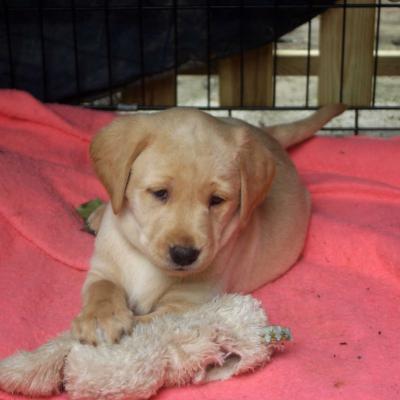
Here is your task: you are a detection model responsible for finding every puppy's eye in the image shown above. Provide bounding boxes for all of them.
[150,189,169,202]
[209,195,225,207]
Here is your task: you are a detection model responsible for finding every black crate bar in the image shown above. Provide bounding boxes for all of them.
[71,0,81,98]
[305,7,312,108]
[173,0,178,106]
[206,0,211,108]
[138,0,145,105]
[4,3,400,11]
[38,0,48,101]
[339,0,347,104]
[239,0,244,107]
[372,0,382,107]
[2,0,14,88]
[355,108,359,135]
[272,0,278,107]
[104,0,113,105]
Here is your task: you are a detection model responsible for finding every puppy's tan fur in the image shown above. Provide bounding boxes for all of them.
[72,105,345,345]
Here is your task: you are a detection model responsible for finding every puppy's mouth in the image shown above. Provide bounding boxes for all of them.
[165,266,196,276]
[174,266,189,272]
[164,259,202,276]
[154,256,207,276]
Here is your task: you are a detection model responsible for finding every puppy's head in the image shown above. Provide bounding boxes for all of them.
[90,109,275,275]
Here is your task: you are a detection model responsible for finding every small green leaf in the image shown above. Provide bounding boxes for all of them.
[76,198,104,234]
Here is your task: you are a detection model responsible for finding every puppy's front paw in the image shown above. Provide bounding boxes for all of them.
[72,303,134,345]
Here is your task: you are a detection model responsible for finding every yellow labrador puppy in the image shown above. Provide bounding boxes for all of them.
[72,105,345,345]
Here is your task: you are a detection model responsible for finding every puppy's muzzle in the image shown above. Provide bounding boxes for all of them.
[169,245,200,267]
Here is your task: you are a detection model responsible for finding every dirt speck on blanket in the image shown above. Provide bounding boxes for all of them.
[0,90,399,400]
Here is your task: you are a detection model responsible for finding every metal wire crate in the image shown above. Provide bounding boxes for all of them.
[1,0,399,134]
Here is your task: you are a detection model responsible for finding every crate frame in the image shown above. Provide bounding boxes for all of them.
[1,1,400,134]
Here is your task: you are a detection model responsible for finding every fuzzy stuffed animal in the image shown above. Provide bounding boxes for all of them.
[0,294,291,400]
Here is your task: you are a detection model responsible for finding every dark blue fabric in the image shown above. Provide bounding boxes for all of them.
[0,0,334,102]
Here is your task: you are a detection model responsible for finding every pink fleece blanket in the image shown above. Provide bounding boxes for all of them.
[0,90,399,400]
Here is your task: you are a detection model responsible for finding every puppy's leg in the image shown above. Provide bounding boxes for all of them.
[134,301,195,324]
[72,280,134,345]
[134,282,216,324]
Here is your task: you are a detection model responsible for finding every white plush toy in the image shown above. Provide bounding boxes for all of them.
[0,294,291,400]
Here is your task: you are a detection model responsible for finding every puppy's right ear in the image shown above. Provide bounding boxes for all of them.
[90,116,151,214]
[234,128,276,228]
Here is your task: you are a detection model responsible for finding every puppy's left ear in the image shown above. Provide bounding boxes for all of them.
[235,129,276,227]
[90,116,151,214]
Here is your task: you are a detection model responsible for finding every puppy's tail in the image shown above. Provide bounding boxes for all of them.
[0,332,73,397]
[263,104,346,149]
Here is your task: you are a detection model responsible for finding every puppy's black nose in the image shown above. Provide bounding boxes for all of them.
[169,245,200,266]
